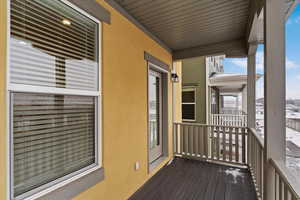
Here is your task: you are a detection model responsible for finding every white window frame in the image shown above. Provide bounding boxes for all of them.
[6,0,103,199]
[182,88,196,122]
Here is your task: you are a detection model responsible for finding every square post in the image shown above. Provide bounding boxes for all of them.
[264,0,286,199]
[247,48,257,128]
[242,88,247,114]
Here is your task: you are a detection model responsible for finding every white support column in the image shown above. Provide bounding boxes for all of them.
[264,0,286,199]
[242,89,247,114]
[235,95,239,110]
[247,50,257,128]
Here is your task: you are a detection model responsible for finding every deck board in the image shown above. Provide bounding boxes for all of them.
[129,158,257,200]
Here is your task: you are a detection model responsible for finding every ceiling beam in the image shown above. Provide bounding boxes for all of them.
[172,39,247,60]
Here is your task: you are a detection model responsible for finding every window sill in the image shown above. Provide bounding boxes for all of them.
[182,120,196,122]
[19,166,104,200]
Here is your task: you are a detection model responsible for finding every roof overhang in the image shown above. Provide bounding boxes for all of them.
[210,73,262,93]
[247,0,298,53]
[105,0,297,60]
[105,0,251,59]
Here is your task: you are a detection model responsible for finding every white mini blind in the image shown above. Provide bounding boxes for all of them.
[9,0,100,198]
[10,0,98,90]
[13,93,96,196]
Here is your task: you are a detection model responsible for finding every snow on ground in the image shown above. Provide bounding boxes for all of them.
[256,114,300,177]
[286,127,300,147]
[286,156,300,178]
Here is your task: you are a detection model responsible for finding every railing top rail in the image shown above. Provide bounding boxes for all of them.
[269,158,300,199]
[211,114,247,116]
[173,122,248,129]
[249,128,264,148]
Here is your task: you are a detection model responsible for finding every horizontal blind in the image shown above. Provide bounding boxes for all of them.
[10,0,98,90]
[182,104,195,120]
[182,90,196,120]
[182,91,195,103]
[13,93,96,197]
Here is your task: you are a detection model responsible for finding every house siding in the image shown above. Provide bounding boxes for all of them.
[0,0,173,199]
[182,57,207,124]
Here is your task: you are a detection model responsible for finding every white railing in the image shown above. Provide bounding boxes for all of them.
[248,128,264,199]
[173,123,300,200]
[211,114,247,127]
[173,122,248,165]
[269,158,300,200]
[286,118,300,132]
[220,108,245,115]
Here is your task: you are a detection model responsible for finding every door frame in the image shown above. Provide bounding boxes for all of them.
[147,61,169,172]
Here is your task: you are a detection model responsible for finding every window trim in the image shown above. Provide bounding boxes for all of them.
[182,88,196,122]
[6,0,103,199]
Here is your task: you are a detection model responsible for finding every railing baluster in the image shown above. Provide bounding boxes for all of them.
[193,125,197,156]
[216,126,220,161]
[180,124,184,154]
[204,126,208,159]
[229,127,233,162]
[223,126,226,161]
[189,125,193,156]
[235,127,239,162]
[243,128,246,164]
[211,125,215,160]
[275,173,278,200]
[279,178,282,200]
[260,147,264,199]
[174,123,178,154]
[199,125,203,158]
[284,185,288,200]
[185,125,189,155]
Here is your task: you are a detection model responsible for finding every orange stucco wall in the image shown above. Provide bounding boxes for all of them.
[0,0,8,199]
[0,0,174,199]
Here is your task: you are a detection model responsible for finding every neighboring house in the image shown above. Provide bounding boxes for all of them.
[181,55,240,122]
[209,73,262,115]
[181,56,224,124]
[181,56,261,126]
[181,57,207,123]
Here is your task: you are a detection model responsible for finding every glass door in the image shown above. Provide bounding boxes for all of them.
[148,69,163,163]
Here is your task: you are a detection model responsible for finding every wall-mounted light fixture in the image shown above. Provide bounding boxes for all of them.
[171,70,179,83]
[62,19,71,26]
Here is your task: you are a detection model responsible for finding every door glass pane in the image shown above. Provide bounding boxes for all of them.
[149,74,160,149]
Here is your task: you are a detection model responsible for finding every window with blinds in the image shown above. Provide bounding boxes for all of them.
[182,89,196,121]
[10,0,98,90]
[9,0,100,198]
[13,93,96,196]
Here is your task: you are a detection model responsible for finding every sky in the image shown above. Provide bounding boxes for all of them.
[223,4,300,99]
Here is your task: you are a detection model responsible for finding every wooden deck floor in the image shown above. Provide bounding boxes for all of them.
[129,157,257,200]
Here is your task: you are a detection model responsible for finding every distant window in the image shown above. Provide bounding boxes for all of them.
[182,89,196,121]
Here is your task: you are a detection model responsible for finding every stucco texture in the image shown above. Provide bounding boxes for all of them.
[0,0,173,199]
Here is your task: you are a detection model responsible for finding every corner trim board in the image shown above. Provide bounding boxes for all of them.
[67,0,111,24]
[104,0,172,53]
[144,52,170,72]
